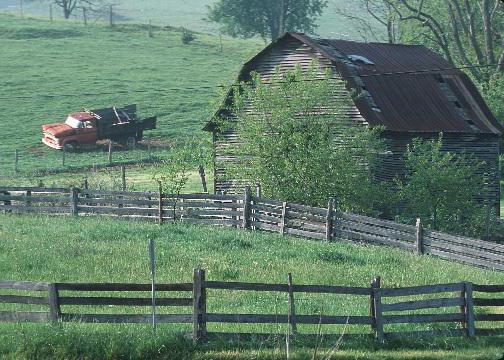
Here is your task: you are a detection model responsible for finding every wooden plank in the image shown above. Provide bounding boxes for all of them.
[475,328,504,336]
[338,229,415,251]
[70,188,79,216]
[286,209,325,223]
[287,203,327,216]
[284,227,327,240]
[174,193,240,201]
[384,329,465,339]
[339,212,416,234]
[473,298,504,306]
[285,219,326,233]
[182,219,241,226]
[0,311,50,323]
[61,313,192,323]
[382,297,464,312]
[293,284,371,295]
[56,283,193,292]
[77,206,158,216]
[380,283,464,297]
[416,218,423,255]
[338,220,416,243]
[475,314,504,321]
[0,295,48,305]
[296,314,372,325]
[473,284,504,293]
[326,199,334,241]
[427,248,504,271]
[0,205,69,213]
[374,288,384,342]
[204,281,288,292]
[254,213,281,223]
[162,201,242,210]
[251,221,280,232]
[0,280,48,291]
[78,198,158,206]
[250,205,282,216]
[424,237,504,264]
[0,187,69,193]
[425,230,504,253]
[58,297,193,306]
[0,195,69,203]
[205,313,288,324]
[382,313,464,324]
[81,189,156,197]
[182,209,242,217]
[252,197,284,207]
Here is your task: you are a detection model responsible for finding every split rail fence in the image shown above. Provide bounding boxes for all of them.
[0,186,503,271]
[1,269,504,342]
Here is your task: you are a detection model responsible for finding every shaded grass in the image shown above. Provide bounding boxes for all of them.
[1,214,504,358]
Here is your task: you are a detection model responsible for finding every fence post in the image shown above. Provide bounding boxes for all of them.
[49,4,53,22]
[121,165,126,191]
[109,5,113,27]
[48,283,61,322]
[158,183,163,225]
[415,218,423,255]
[193,267,207,343]
[108,140,113,164]
[372,277,384,342]
[326,198,335,242]
[242,186,251,229]
[148,19,153,37]
[198,165,207,193]
[464,282,475,338]
[70,187,79,215]
[14,149,19,173]
[255,183,261,198]
[287,273,297,336]
[26,189,31,210]
[369,277,380,334]
[280,202,287,235]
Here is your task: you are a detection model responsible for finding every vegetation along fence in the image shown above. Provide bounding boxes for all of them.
[0,186,503,271]
[1,270,504,342]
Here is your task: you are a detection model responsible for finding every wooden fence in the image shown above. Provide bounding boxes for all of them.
[1,269,504,342]
[1,186,504,271]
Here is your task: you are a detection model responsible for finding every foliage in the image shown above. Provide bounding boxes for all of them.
[152,138,209,196]
[180,27,196,44]
[222,65,386,214]
[207,0,327,40]
[395,135,490,237]
[482,74,504,125]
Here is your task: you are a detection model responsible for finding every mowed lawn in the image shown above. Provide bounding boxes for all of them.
[1,214,504,358]
[0,14,262,176]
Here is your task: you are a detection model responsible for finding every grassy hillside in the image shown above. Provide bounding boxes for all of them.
[0,14,262,177]
[0,0,371,39]
[1,214,504,358]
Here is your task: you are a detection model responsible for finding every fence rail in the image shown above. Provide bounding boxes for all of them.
[1,186,503,271]
[1,271,504,343]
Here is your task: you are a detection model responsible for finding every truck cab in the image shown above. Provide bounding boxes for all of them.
[42,112,98,150]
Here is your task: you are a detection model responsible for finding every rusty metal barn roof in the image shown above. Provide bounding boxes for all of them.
[204,33,503,135]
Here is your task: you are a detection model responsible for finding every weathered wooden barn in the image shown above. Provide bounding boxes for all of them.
[204,32,503,214]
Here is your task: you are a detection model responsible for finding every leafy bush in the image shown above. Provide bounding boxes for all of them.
[394,135,492,237]
[221,64,387,214]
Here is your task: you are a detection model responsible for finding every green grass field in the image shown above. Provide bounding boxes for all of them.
[0,14,262,177]
[0,214,504,358]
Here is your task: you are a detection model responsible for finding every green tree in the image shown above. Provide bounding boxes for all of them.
[221,65,386,214]
[207,0,327,40]
[395,135,489,236]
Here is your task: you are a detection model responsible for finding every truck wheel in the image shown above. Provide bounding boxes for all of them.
[63,141,77,152]
[125,136,136,149]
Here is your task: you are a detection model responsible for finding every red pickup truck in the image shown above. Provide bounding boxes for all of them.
[42,105,156,151]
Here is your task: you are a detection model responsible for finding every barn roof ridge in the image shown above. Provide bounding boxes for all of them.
[204,32,503,135]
